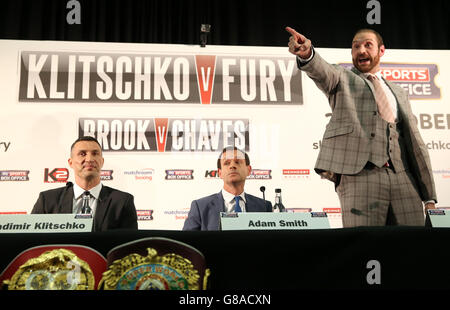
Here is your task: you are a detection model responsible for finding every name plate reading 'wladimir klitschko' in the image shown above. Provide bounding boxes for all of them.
[220,212,330,230]
[0,214,93,233]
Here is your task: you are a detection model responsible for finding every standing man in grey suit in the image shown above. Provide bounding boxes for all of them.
[32,136,138,231]
[183,147,272,231]
[286,27,437,227]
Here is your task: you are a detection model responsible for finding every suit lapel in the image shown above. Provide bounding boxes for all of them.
[209,192,225,230]
[351,67,378,111]
[212,192,226,213]
[94,185,111,231]
[60,186,74,213]
[352,67,376,95]
[244,194,261,212]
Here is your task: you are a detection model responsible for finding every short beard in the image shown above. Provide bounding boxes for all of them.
[353,50,381,73]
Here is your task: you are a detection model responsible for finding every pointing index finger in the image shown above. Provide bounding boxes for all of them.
[285,26,305,44]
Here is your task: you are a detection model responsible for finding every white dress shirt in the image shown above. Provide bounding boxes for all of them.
[72,182,102,215]
[221,188,246,213]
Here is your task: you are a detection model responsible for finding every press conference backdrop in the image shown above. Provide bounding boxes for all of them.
[0,40,449,229]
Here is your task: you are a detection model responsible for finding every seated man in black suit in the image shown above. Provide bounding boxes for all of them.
[32,136,138,232]
[183,146,272,231]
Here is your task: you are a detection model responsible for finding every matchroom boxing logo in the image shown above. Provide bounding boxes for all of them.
[19,51,302,105]
[78,118,249,152]
[340,63,441,99]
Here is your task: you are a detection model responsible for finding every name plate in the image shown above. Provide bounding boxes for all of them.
[426,209,450,227]
[0,214,93,233]
[220,212,330,230]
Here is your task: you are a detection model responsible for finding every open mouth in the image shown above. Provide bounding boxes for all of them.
[358,57,370,65]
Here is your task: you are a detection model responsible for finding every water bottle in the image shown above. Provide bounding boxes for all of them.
[273,188,286,212]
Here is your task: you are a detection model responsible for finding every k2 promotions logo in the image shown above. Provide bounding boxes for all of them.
[19,51,302,105]
[205,170,219,179]
[340,63,440,99]
[44,168,69,183]
[79,118,249,152]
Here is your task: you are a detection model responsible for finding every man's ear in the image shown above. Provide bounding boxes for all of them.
[379,44,385,57]
[68,157,73,169]
[218,168,223,179]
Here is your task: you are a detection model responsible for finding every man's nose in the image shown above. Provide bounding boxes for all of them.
[85,153,94,162]
[357,46,366,54]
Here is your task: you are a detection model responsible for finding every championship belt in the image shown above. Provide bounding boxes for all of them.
[99,237,210,290]
[0,245,107,290]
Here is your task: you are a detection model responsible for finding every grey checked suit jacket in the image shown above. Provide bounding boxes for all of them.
[182,192,272,231]
[299,51,437,202]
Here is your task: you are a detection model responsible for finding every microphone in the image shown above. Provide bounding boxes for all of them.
[260,186,266,201]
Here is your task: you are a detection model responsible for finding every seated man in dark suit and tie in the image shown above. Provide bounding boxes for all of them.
[183,146,272,231]
[32,136,138,232]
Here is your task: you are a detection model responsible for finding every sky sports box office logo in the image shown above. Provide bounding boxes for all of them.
[0,170,30,181]
[78,118,249,152]
[137,210,153,221]
[19,51,302,105]
[340,63,440,99]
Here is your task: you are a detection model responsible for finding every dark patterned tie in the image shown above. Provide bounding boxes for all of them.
[234,196,242,212]
[81,191,92,214]
[367,74,395,123]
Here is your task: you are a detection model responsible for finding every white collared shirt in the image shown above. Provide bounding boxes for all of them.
[221,188,246,213]
[365,71,399,120]
[72,182,102,215]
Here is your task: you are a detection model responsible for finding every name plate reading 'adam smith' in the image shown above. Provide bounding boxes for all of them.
[220,212,330,230]
[0,214,93,233]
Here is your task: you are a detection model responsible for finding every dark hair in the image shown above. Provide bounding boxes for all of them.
[217,146,250,169]
[70,136,102,153]
[353,28,384,48]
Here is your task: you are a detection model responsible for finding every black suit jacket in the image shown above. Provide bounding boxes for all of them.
[183,191,273,231]
[31,183,138,232]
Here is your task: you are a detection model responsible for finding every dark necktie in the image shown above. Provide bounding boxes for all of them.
[367,74,395,123]
[81,191,92,214]
[234,196,242,212]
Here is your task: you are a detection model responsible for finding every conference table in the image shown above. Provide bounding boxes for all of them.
[1,226,449,290]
